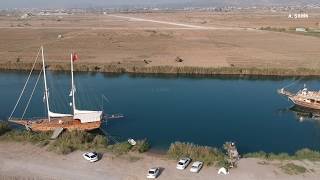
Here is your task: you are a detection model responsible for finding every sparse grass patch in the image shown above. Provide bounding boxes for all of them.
[167,142,226,166]
[127,155,142,162]
[280,163,307,175]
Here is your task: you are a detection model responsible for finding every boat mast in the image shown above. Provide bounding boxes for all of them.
[70,53,76,115]
[41,46,51,122]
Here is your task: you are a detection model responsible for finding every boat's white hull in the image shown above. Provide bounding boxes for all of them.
[289,97,320,110]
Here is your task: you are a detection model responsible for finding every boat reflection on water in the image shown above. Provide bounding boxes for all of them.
[290,105,320,122]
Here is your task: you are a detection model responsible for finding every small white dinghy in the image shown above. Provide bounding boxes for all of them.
[128,138,136,146]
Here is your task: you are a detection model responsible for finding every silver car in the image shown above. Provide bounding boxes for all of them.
[82,152,99,162]
[147,167,160,179]
[176,158,191,170]
[190,161,203,173]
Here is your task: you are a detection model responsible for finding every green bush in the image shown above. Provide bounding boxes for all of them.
[48,131,108,154]
[108,142,132,155]
[244,148,320,161]
[243,151,267,159]
[268,152,291,160]
[0,129,51,145]
[92,135,108,149]
[0,121,11,136]
[0,127,151,156]
[167,142,226,166]
[294,148,320,161]
[131,139,150,153]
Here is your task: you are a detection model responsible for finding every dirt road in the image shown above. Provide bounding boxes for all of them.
[107,14,248,30]
[1,142,320,180]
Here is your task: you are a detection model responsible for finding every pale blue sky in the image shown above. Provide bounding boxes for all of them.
[0,0,317,9]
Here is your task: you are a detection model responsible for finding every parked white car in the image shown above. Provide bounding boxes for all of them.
[176,158,191,170]
[147,167,160,179]
[190,161,203,173]
[82,152,99,162]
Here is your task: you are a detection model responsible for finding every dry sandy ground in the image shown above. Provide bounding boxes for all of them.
[0,10,319,71]
[0,142,320,180]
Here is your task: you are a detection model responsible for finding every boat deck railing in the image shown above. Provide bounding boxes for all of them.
[278,88,295,97]
[8,117,46,121]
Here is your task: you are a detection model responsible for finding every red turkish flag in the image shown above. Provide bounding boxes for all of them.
[72,53,79,62]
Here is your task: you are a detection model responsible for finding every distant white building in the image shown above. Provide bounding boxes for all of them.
[38,11,69,16]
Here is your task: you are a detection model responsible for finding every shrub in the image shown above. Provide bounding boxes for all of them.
[0,121,11,136]
[244,148,320,161]
[108,142,132,155]
[92,135,108,149]
[167,142,226,166]
[243,151,267,159]
[0,129,51,146]
[131,139,150,153]
[48,131,108,154]
[268,152,291,160]
[294,148,320,161]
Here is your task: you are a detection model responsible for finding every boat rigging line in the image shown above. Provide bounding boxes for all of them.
[281,77,302,89]
[8,47,41,120]
[21,68,43,120]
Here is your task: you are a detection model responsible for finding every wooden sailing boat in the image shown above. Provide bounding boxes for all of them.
[9,46,104,132]
[278,85,320,110]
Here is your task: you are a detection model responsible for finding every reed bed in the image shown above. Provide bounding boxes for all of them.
[1,122,320,161]
[244,148,320,161]
[3,61,320,77]
[0,122,150,155]
[167,142,226,166]
[47,131,108,154]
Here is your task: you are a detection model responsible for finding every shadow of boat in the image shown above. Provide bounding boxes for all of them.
[290,105,320,122]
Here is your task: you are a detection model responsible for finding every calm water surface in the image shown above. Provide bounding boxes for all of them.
[1,71,320,154]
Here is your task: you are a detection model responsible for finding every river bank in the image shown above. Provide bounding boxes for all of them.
[3,61,320,77]
[1,124,320,180]
[1,141,320,180]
